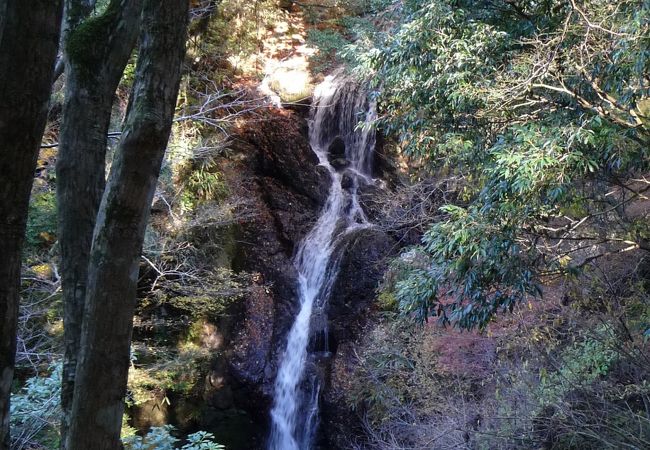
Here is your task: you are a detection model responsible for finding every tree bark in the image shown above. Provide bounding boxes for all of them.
[0,2,6,43]
[0,1,62,448]
[52,0,97,83]
[66,0,188,448]
[56,0,142,444]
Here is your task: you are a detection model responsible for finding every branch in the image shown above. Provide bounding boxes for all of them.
[569,0,632,37]
[531,83,642,130]
[40,131,121,149]
[576,242,642,269]
[287,1,336,9]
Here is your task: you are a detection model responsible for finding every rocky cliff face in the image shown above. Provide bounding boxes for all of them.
[194,105,397,449]
[192,108,324,448]
[316,227,396,448]
[229,111,325,376]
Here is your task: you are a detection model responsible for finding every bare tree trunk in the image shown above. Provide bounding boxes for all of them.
[56,0,142,444]
[66,0,188,448]
[0,1,62,448]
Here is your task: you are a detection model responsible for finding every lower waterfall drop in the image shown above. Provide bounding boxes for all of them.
[268,72,376,450]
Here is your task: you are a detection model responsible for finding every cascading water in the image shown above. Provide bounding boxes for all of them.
[268,72,376,450]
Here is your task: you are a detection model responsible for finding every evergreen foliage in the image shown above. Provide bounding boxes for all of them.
[123,425,224,450]
[10,364,61,450]
[352,0,650,328]
[25,191,57,250]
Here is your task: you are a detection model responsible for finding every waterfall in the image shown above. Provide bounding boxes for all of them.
[268,72,376,450]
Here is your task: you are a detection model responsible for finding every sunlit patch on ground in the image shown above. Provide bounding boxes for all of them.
[224,7,319,105]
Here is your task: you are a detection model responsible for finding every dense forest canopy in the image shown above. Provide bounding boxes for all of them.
[351,0,650,328]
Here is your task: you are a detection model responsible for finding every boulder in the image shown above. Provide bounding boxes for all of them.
[330,158,350,171]
[340,171,354,190]
[327,136,346,158]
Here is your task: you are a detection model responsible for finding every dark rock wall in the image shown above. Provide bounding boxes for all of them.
[198,108,326,448]
[199,107,397,449]
[319,229,396,448]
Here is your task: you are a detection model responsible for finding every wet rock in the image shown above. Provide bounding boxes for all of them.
[315,164,330,179]
[327,136,346,158]
[316,228,397,449]
[205,369,234,410]
[231,284,275,390]
[330,158,350,171]
[327,136,349,171]
[329,228,396,343]
[233,199,301,366]
[239,109,329,203]
[227,109,330,371]
[308,306,337,354]
[340,171,354,190]
[358,181,386,223]
[306,352,333,393]
[259,176,320,246]
[368,129,403,185]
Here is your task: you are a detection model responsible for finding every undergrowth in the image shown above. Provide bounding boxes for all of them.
[344,264,650,449]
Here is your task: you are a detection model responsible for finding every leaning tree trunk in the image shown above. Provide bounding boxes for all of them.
[0,1,62,448]
[66,0,188,448]
[55,0,142,444]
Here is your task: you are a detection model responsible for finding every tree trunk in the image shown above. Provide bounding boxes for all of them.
[66,0,188,448]
[52,0,97,83]
[0,1,62,448]
[56,0,142,444]
[0,2,6,43]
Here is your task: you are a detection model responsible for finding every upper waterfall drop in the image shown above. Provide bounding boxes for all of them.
[268,72,377,450]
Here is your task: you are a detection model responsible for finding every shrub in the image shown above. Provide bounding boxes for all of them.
[10,363,62,450]
[123,425,224,450]
[9,365,225,449]
[306,29,350,72]
[25,191,57,250]
[127,344,212,406]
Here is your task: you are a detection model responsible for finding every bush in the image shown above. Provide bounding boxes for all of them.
[306,29,350,72]
[10,363,62,450]
[9,365,225,449]
[25,191,57,250]
[344,272,650,449]
[127,343,212,406]
[123,425,224,450]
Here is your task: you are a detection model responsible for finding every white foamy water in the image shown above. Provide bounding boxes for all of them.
[269,72,376,450]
